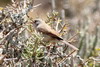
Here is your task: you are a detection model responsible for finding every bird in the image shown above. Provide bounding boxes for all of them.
[32,19,78,50]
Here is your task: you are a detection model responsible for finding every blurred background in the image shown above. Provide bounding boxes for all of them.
[0,0,100,67]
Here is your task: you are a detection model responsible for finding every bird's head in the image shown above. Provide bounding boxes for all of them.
[32,19,44,27]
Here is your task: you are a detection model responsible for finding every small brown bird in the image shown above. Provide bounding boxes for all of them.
[32,19,78,50]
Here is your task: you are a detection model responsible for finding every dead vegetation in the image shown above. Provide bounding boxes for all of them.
[0,0,99,67]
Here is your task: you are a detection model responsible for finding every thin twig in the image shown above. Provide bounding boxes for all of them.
[57,50,76,64]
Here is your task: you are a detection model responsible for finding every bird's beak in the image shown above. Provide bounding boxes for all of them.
[29,19,36,24]
[30,20,36,24]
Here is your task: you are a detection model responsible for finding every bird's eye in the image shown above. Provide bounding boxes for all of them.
[33,20,40,26]
[34,20,39,23]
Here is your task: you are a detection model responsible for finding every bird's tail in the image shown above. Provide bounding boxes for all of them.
[62,40,78,50]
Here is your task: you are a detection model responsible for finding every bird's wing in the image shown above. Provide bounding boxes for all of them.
[37,24,63,40]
